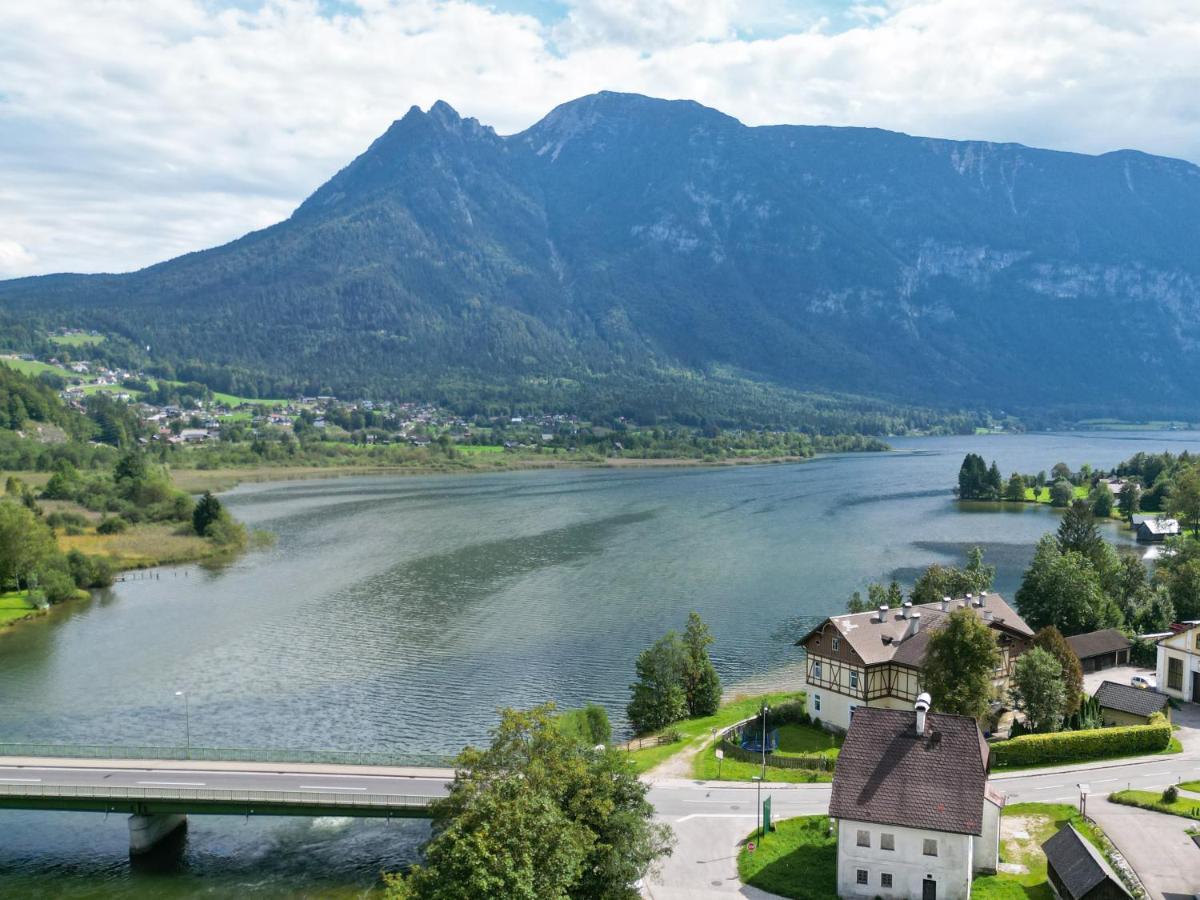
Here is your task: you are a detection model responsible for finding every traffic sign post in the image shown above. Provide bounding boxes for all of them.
[715,747,724,779]
[763,795,772,838]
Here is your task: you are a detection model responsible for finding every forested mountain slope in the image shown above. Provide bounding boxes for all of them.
[3,92,1199,426]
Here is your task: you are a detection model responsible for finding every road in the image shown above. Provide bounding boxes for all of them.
[4,750,1199,898]
[645,749,1200,899]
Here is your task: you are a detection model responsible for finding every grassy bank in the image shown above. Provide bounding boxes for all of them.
[0,591,43,627]
[1110,788,1200,821]
[692,721,840,783]
[623,691,803,775]
[971,803,1104,899]
[737,815,837,900]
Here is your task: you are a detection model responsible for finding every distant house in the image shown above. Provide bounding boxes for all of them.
[1132,515,1180,542]
[830,697,1003,900]
[1156,623,1200,702]
[1065,629,1131,673]
[178,429,212,443]
[1042,823,1131,900]
[796,593,1034,732]
[1093,680,1170,726]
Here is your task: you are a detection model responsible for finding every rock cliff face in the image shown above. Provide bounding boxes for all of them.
[3,91,1200,422]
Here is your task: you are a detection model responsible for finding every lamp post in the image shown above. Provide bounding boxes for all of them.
[175,690,190,757]
[752,775,763,839]
[760,702,770,780]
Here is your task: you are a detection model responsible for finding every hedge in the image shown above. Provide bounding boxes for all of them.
[991,720,1171,768]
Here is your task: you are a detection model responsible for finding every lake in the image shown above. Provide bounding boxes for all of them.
[2,430,1198,896]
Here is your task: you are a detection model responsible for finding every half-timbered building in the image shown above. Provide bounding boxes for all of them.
[796,592,1034,731]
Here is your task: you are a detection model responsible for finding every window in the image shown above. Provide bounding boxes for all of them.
[849,671,859,689]
[923,838,938,857]
[812,661,822,680]
[880,833,895,851]
[849,705,858,721]
[832,636,840,652]
[813,694,821,712]
[881,873,893,888]
[1169,656,1184,691]
[856,870,869,886]
[1195,632,1200,650]
[856,830,870,847]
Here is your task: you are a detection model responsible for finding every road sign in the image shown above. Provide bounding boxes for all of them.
[763,796,772,834]
[715,748,724,759]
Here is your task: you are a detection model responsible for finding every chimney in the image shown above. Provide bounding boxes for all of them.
[877,604,889,623]
[901,601,912,620]
[915,692,931,737]
[965,593,973,604]
[907,611,922,637]
[941,596,951,612]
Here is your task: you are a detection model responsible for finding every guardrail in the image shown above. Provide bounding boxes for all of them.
[0,743,454,769]
[0,782,435,810]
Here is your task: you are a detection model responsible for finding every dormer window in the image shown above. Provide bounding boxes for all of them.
[832,637,840,652]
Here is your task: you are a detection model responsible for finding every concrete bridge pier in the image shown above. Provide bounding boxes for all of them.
[128,812,187,854]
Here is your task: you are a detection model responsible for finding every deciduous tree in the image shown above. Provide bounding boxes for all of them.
[922,607,999,721]
[1015,535,1121,634]
[1170,465,1200,535]
[627,633,688,734]
[1011,647,1068,733]
[1030,626,1083,715]
[682,612,721,718]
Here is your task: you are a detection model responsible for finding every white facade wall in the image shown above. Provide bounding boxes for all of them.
[836,819,973,900]
[1157,629,1200,702]
[802,672,912,732]
[973,800,1002,874]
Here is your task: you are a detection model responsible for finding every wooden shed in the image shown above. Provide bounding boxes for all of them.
[1042,824,1131,900]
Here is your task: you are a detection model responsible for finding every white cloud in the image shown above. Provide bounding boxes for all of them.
[1,0,1198,276]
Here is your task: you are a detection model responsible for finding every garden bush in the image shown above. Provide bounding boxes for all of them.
[991,720,1171,768]
[96,516,128,534]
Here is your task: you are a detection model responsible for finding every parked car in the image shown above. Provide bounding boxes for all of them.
[1131,674,1157,690]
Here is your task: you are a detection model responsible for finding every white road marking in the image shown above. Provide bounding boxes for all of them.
[136,781,206,786]
[1092,778,1118,784]
[676,814,756,823]
[0,777,41,783]
[299,785,368,792]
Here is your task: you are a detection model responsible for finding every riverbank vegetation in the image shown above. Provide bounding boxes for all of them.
[384,704,672,900]
[627,612,722,735]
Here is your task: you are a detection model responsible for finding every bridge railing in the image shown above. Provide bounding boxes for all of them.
[0,782,435,809]
[0,743,455,769]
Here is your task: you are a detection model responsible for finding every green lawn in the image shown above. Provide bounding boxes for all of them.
[49,333,105,347]
[737,815,838,899]
[622,691,804,774]
[1,358,70,378]
[972,803,1104,900]
[693,721,840,783]
[1024,484,1090,503]
[0,590,39,626]
[1110,788,1200,821]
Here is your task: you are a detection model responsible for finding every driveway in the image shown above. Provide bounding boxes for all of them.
[1082,664,1156,696]
[1090,796,1200,900]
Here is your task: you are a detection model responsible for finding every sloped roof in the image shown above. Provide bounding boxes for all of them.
[1065,628,1131,660]
[1094,680,1169,718]
[828,708,989,835]
[1043,824,1131,899]
[797,592,1033,667]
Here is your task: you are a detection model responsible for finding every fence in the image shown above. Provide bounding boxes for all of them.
[717,740,837,771]
[0,743,454,769]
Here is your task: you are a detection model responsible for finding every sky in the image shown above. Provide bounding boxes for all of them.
[1,0,1198,277]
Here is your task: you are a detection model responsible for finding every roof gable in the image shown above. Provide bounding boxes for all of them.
[1093,680,1169,718]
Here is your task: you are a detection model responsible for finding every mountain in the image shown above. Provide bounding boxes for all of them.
[3,91,1200,427]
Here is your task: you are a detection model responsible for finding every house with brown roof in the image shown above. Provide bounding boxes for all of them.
[796,592,1034,731]
[1093,680,1170,726]
[830,696,1004,900]
[1065,629,1131,673]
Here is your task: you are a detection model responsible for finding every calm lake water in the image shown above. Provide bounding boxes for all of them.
[2,430,1199,896]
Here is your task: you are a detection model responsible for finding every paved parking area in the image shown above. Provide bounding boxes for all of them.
[1082,664,1156,696]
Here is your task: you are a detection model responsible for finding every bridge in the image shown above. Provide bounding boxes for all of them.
[0,743,455,853]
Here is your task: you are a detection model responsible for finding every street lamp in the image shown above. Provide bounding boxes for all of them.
[760,703,770,780]
[752,775,763,839]
[175,690,191,757]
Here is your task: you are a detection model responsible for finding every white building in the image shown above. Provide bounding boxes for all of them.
[1156,623,1200,701]
[829,696,1003,900]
